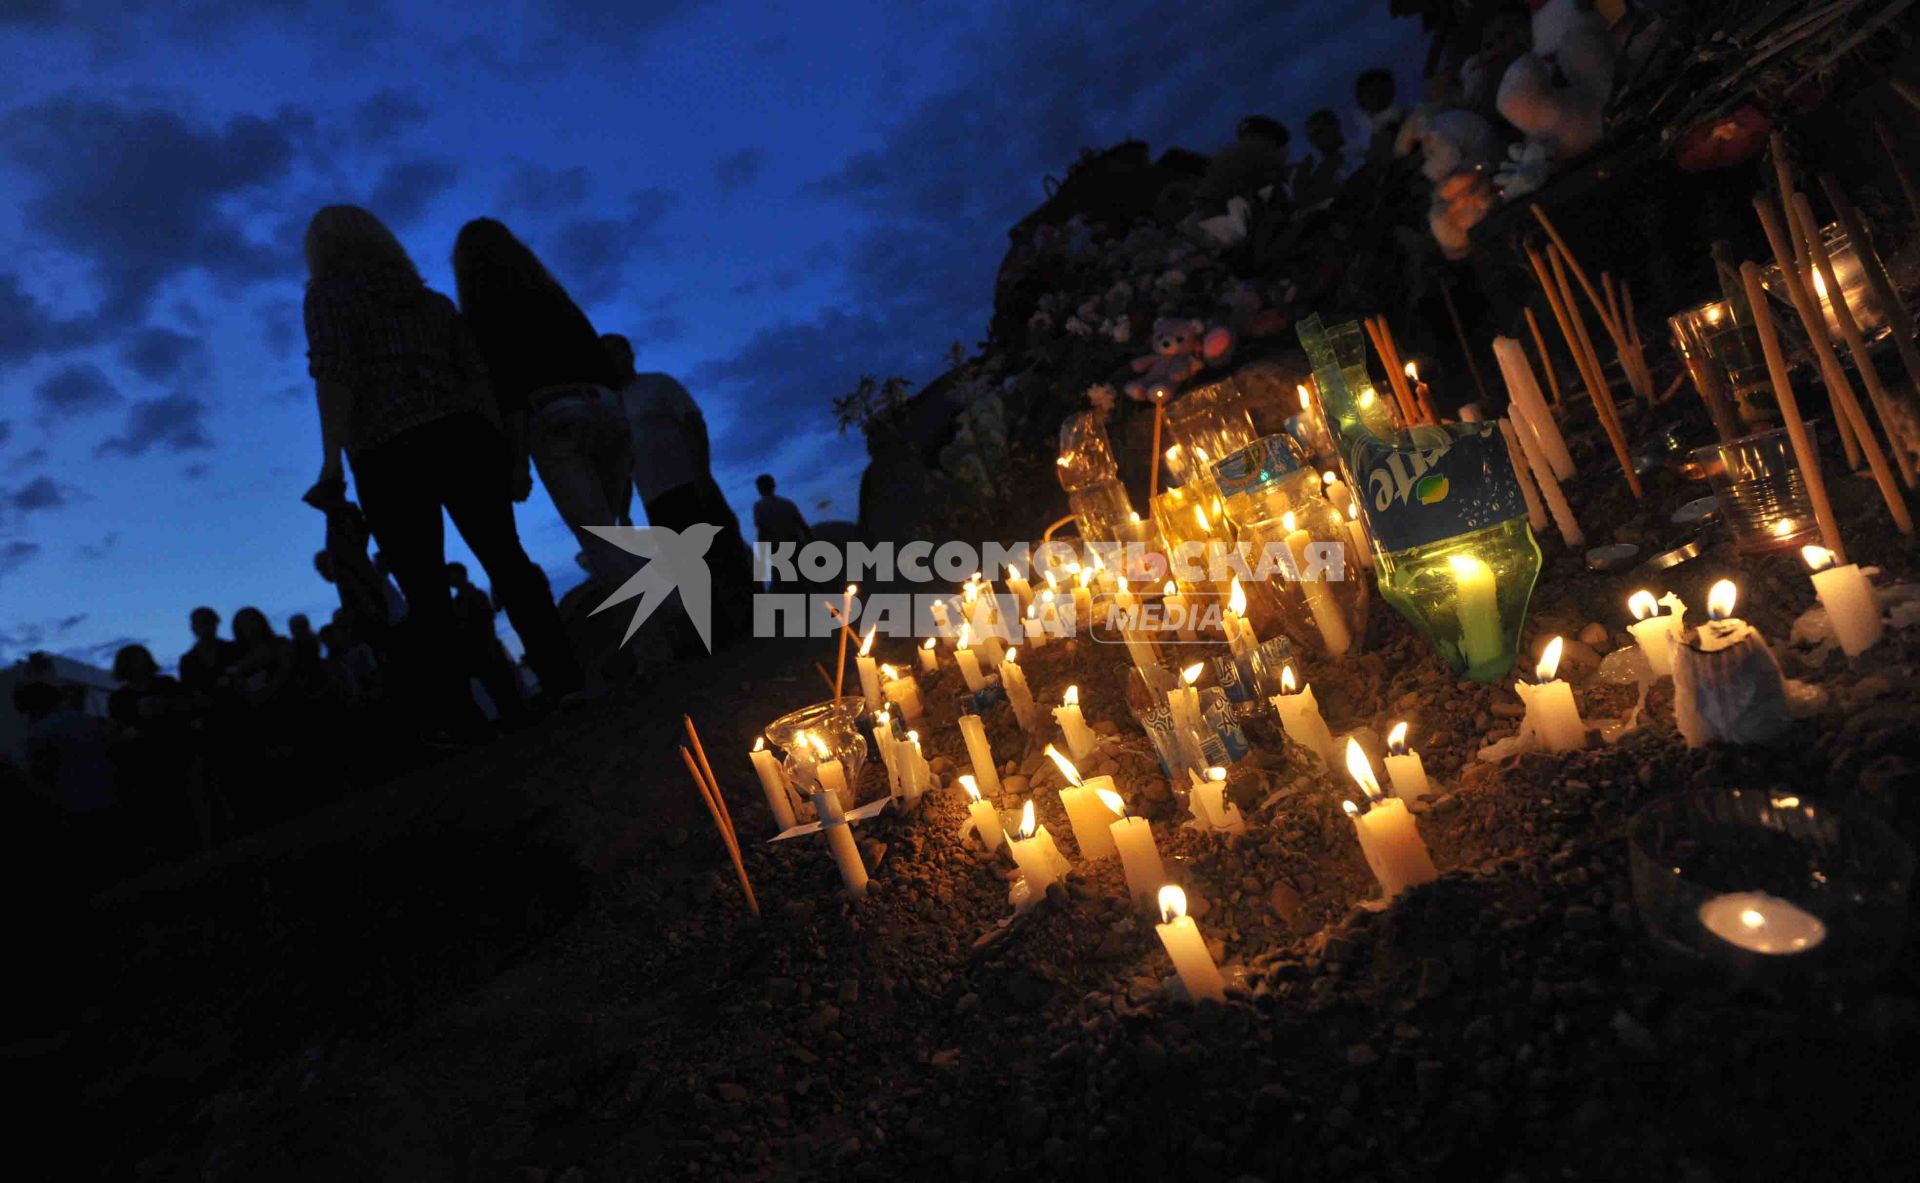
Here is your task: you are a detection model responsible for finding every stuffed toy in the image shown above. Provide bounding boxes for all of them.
[1124,317,1206,401]
[1397,106,1500,259]
[1496,0,1615,189]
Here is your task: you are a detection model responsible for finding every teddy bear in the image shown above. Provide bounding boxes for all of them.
[1123,317,1206,402]
[1495,0,1616,190]
[1396,105,1501,259]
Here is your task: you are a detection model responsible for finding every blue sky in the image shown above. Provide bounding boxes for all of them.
[0,0,1422,668]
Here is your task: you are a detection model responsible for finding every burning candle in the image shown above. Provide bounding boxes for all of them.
[879,662,923,721]
[1168,661,1210,771]
[958,774,1004,852]
[1270,665,1338,764]
[1626,589,1687,677]
[1005,563,1033,612]
[1282,510,1351,656]
[1000,648,1038,729]
[918,635,939,672]
[750,737,798,833]
[1007,800,1069,896]
[1672,580,1792,747]
[1220,576,1256,653]
[1344,501,1373,571]
[1187,765,1245,833]
[1045,744,1121,860]
[807,732,854,809]
[1071,565,1094,630]
[958,713,1001,798]
[1322,470,1354,518]
[1162,580,1195,642]
[872,708,901,800]
[1022,603,1050,649]
[1403,361,1433,422]
[1052,685,1099,763]
[1516,636,1586,752]
[1105,790,1165,904]
[900,730,931,800]
[1343,739,1440,900]
[815,787,869,897]
[1697,890,1827,955]
[1447,553,1503,672]
[1802,546,1882,657]
[1383,721,1430,801]
[954,624,988,692]
[1154,886,1226,1003]
[854,626,881,710]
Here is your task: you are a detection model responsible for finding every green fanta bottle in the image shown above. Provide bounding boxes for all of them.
[1297,315,1540,682]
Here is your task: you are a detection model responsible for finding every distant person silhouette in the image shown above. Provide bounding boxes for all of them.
[306,491,391,647]
[752,474,812,590]
[301,204,581,725]
[1292,109,1348,209]
[177,606,238,696]
[451,218,641,597]
[603,332,754,644]
[447,561,525,721]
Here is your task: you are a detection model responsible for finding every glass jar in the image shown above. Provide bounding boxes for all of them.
[1758,222,1891,344]
[1164,376,1258,492]
[1057,411,1138,545]
[764,696,868,798]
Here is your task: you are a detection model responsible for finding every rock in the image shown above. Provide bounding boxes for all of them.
[807,1004,841,1032]
[1002,774,1030,797]
[1140,777,1172,802]
[1578,621,1610,648]
[955,992,981,1015]
[1267,881,1305,928]
[713,1082,748,1104]
[860,840,889,870]
[1415,958,1451,1000]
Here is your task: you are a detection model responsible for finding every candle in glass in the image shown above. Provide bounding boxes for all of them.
[1342,739,1440,899]
[1045,744,1121,859]
[1282,510,1352,656]
[1802,546,1882,657]
[1162,580,1196,642]
[854,626,882,711]
[1516,636,1586,752]
[1697,890,1827,954]
[918,635,939,673]
[1154,886,1226,1003]
[1104,789,1165,903]
[1322,470,1354,518]
[1269,665,1338,764]
[954,624,988,692]
[1344,501,1374,571]
[1626,590,1687,677]
[958,774,1005,852]
[1382,721,1431,801]
[1168,661,1211,770]
[808,732,854,809]
[999,648,1038,729]
[1070,565,1094,630]
[1005,563,1033,612]
[750,737,798,832]
[958,713,1001,797]
[1448,553,1504,672]
[1052,685,1099,763]
[879,662,924,721]
[1006,800,1069,895]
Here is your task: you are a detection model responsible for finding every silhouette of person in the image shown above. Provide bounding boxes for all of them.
[447,561,526,722]
[302,204,582,724]
[752,474,812,591]
[177,606,238,696]
[451,217,641,596]
[107,644,204,856]
[1292,109,1348,209]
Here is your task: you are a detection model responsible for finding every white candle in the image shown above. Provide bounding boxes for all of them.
[1052,685,1099,763]
[814,788,869,896]
[958,713,1001,797]
[999,649,1038,729]
[1167,661,1210,771]
[1626,590,1686,677]
[1803,546,1882,657]
[1697,890,1827,954]
[958,774,1004,852]
[1343,502,1374,571]
[1282,510,1351,656]
[1270,665,1338,764]
[1447,553,1503,672]
[1492,336,1574,479]
[900,730,931,800]
[1071,567,1094,631]
[1154,886,1226,1002]
[1322,471,1354,518]
[1044,745,1120,860]
[854,627,881,711]
[750,738,797,833]
[803,731,855,810]
[1343,740,1440,899]
[930,598,953,639]
[1162,581,1195,642]
[1038,589,1065,637]
[1022,605,1049,650]
[1007,800,1068,896]
[1006,564,1033,612]
[1382,721,1430,801]
[1516,636,1586,752]
[918,636,939,673]
[1106,794,1166,904]
[872,709,901,800]
[879,663,923,721]
[1187,765,1245,833]
[954,625,988,692]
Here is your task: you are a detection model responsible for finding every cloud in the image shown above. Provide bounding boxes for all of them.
[0,0,61,27]
[78,532,118,560]
[33,362,123,420]
[367,157,460,225]
[257,297,299,357]
[0,270,99,368]
[714,147,764,193]
[0,540,40,583]
[0,420,9,447]
[546,186,680,305]
[6,475,76,514]
[500,163,591,213]
[118,326,211,383]
[183,461,212,479]
[0,96,314,322]
[94,393,214,456]
[351,87,426,145]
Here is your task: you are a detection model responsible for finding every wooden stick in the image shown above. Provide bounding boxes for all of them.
[682,746,758,916]
[832,584,855,698]
[1755,193,1913,534]
[1794,191,1919,487]
[1872,120,1920,232]
[1622,280,1645,355]
[1602,272,1624,341]
[1823,174,1920,464]
[1770,132,1811,274]
[1523,306,1564,407]
[1546,243,1643,498]
[1530,205,1651,402]
[684,715,736,847]
[814,661,835,692]
[1740,261,1848,561]
[1377,318,1425,424]
[1148,400,1166,500]
[1437,281,1493,408]
[1780,188,1865,471]
[1366,316,1420,426]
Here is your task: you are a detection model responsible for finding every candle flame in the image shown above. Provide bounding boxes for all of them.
[958,623,971,647]
[1008,564,1021,581]
[1297,383,1310,410]
[1282,509,1298,533]
[1043,744,1084,787]
[880,663,899,679]
[1166,445,1181,463]
[1208,766,1225,782]
[1740,908,1766,929]
[1279,664,1297,694]
[1448,553,1491,581]
[1194,504,1210,532]
[1344,738,1383,802]
[1063,684,1079,706]
[960,774,980,802]
[1536,636,1565,682]
[1228,576,1246,616]
[1005,647,1018,665]
[1095,788,1125,817]
[1077,566,1094,589]
[1705,303,1724,325]
[962,582,977,603]
[1089,548,1105,570]
[1387,721,1409,755]
[753,736,766,752]
[1017,800,1037,840]
[1403,360,1419,381]
[1026,603,1038,620]
[1129,511,1141,523]
[906,729,919,744]
[1707,579,1738,621]
[1163,580,1177,597]
[1801,545,1837,572]
[1322,470,1337,486]
[1342,800,1360,818]
[923,636,937,650]
[1771,517,1797,539]
[1044,571,1058,590]
[807,731,831,758]
[1628,590,1658,621]
[1359,385,1376,408]
[1195,446,1210,464]
[1812,269,1828,300]
[1067,561,1082,575]
[1347,501,1359,521]
[1157,884,1188,924]
[858,625,877,656]
[1181,661,1204,686]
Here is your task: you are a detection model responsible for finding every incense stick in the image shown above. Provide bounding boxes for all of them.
[684,715,736,846]
[681,745,759,916]
[1544,243,1642,498]
[1529,205,1651,402]
[1148,399,1166,500]
[1740,261,1847,561]
[1523,306,1563,408]
[1822,173,1920,461]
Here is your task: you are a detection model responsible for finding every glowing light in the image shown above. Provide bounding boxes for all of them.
[1194,504,1210,533]
[1628,590,1659,621]
[1282,510,1297,532]
[858,625,876,657]
[753,737,766,752]
[807,732,831,758]
[1536,636,1565,682]
[1322,470,1337,486]
[1344,737,1383,802]
[923,636,937,651]
[958,623,971,647]
[1063,685,1080,706]
[1017,800,1037,840]
[1227,576,1246,616]
[1801,546,1837,572]
[1341,800,1360,818]
[879,663,898,679]
[1077,566,1095,589]
[1347,501,1359,521]
[1403,360,1419,382]
[1297,383,1310,410]
[960,774,980,802]
[1707,579,1738,621]
[1158,884,1188,924]
[1740,908,1765,929]
[1387,721,1410,755]
[1128,511,1141,524]
[1771,517,1797,538]
[1007,565,1022,581]
[1163,580,1177,597]
[1279,665,1297,694]
[1095,788,1125,817]
[1005,647,1018,665]
[1359,385,1377,408]
[1180,662,1204,686]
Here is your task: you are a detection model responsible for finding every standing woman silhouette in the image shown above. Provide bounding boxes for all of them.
[302,205,582,725]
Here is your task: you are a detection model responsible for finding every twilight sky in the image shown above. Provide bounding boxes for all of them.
[0,0,1422,668]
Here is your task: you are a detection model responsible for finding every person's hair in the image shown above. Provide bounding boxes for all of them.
[304,204,421,285]
[602,333,634,372]
[191,606,219,626]
[1236,115,1288,145]
[452,217,582,324]
[447,561,468,582]
[755,474,776,494]
[232,606,273,644]
[112,644,157,682]
[289,613,313,635]
[1306,108,1339,131]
